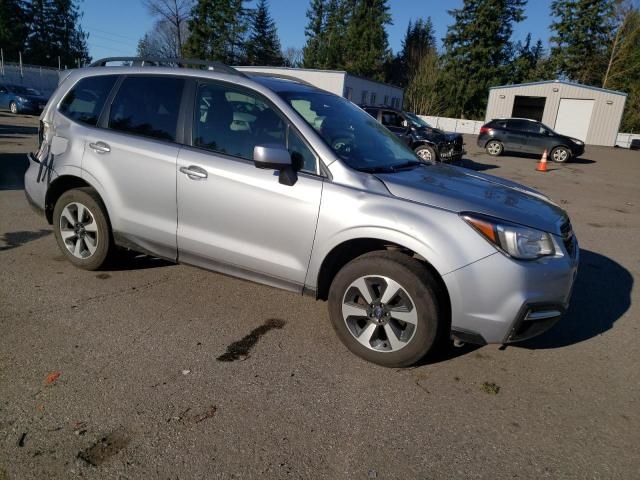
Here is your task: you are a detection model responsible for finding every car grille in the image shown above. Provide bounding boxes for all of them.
[438,138,464,159]
[560,219,576,258]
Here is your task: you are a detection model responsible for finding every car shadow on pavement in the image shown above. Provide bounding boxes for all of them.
[106,250,175,271]
[0,152,29,190]
[458,158,500,171]
[501,150,596,165]
[0,229,51,251]
[518,249,632,349]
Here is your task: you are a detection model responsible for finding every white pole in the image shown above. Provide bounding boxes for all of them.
[58,56,61,70]
[19,51,23,77]
[1,48,4,76]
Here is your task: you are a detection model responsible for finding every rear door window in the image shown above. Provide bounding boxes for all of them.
[508,119,534,132]
[59,75,118,126]
[108,76,185,142]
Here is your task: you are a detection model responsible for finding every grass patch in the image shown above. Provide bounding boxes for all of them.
[481,382,500,395]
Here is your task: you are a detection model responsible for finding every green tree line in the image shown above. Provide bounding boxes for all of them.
[0,0,90,68]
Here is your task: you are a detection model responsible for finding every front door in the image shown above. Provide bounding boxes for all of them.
[381,110,412,146]
[176,80,323,290]
[505,119,531,151]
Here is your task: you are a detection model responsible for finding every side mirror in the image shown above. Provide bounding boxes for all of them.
[253,143,297,186]
[253,144,292,170]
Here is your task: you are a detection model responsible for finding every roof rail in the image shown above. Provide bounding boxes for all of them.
[242,71,316,87]
[88,57,246,77]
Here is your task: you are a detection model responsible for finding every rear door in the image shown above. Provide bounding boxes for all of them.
[83,74,187,260]
[0,86,9,108]
[505,119,531,151]
[176,80,322,290]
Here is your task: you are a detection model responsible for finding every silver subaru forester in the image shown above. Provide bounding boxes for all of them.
[24,58,579,367]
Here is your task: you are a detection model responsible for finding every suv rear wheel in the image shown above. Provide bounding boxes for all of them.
[328,251,442,367]
[53,188,113,270]
[486,140,503,156]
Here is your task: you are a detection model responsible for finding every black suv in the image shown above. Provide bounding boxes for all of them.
[477,118,585,163]
[361,106,465,163]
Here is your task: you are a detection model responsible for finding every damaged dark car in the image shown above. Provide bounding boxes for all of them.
[361,106,465,163]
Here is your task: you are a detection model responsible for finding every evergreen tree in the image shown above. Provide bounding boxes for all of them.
[344,0,391,81]
[441,0,526,118]
[0,0,30,61]
[184,0,248,64]
[245,0,284,66]
[24,0,90,67]
[303,0,326,68]
[550,0,615,85]
[511,34,550,83]
[390,17,436,87]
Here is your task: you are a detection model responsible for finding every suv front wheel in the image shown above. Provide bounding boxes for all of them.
[328,251,442,367]
[53,188,114,270]
[414,145,438,163]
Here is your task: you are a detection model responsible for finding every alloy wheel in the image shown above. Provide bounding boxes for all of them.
[59,202,99,259]
[553,148,568,162]
[10,102,17,114]
[416,148,433,162]
[487,141,502,155]
[341,275,418,352]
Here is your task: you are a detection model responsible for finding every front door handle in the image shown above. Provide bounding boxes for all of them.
[179,165,208,180]
[89,141,111,154]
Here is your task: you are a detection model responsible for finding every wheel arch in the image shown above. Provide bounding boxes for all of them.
[45,175,108,225]
[314,237,451,328]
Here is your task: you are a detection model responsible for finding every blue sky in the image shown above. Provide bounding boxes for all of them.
[81,0,555,61]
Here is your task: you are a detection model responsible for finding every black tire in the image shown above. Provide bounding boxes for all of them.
[414,144,438,163]
[550,146,571,163]
[328,251,444,368]
[53,187,114,270]
[9,101,18,114]
[485,140,503,156]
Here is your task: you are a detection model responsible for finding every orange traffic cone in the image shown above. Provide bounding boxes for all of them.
[536,149,548,172]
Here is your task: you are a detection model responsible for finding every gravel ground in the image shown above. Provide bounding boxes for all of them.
[1,112,639,479]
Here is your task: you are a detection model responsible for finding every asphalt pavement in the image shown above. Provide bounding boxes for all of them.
[1,111,639,479]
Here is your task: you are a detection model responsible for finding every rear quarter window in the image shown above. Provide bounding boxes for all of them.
[58,75,118,126]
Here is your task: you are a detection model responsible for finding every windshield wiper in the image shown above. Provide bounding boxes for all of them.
[358,161,422,174]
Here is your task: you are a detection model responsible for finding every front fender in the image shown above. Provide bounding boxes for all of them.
[305,181,496,289]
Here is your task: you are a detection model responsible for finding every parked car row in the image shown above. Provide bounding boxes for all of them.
[24,57,579,367]
[0,83,49,114]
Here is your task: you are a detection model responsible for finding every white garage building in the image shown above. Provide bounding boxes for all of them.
[485,80,627,146]
[235,66,404,109]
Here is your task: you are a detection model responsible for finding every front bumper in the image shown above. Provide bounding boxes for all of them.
[443,238,579,344]
[438,140,466,162]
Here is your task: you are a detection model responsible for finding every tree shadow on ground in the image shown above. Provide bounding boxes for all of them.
[518,249,632,349]
[0,152,29,190]
[0,229,51,251]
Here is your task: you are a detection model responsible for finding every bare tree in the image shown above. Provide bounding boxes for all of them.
[403,50,446,116]
[282,47,303,67]
[142,0,193,57]
[602,0,640,88]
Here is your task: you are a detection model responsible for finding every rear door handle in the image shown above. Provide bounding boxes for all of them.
[179,165,208,180]
[89,141,110,154]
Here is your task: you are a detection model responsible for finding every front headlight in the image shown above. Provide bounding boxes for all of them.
[462,214,555,260]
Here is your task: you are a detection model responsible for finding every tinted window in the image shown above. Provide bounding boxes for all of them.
[488,120,507,129]
[59,75,118,126]
[509,119,535,132]
[364,108,379,118]
[193,82,316,173]
[109,76,184,142]
[381,111,404,128]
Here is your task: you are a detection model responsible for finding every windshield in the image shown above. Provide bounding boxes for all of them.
[279,91,421,173]
[404,112,432,129]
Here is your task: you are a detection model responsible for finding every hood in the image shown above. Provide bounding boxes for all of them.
[377,164,567,234]
[415,126,461,143]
